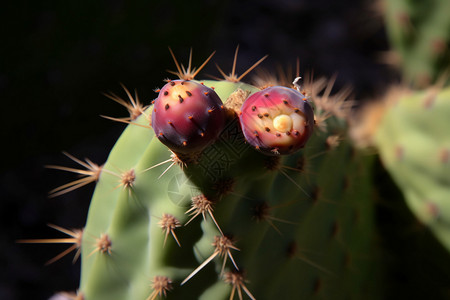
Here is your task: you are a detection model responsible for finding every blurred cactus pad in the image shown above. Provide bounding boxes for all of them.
[374,86,450,252]
[383,0,450,87]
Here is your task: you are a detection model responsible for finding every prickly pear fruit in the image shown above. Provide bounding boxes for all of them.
[239,86,314,155]
[152,79,226,154]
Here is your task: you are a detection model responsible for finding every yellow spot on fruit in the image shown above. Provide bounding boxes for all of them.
[273,114,293,132]
[170,84,188,102]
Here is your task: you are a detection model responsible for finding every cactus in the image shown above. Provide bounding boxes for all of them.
[76,75,380,299]
[26,49,383,299]
[383,0,450,87]
[17,1,450,297]
[371,86,450,251]
[348,79,450,298]
[371,0,450,254]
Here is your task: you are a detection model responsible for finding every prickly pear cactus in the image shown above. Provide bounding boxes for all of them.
[373,86,450,252]
[32,50,382,299]
[383,0,450,87]
[378,0,450,255]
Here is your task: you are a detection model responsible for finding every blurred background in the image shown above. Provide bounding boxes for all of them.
[2,0,448,299]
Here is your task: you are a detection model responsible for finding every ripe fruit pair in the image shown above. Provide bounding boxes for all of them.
[152,80,314,156]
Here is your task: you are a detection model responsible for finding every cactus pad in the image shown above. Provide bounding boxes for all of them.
[27,49,385,299]
[383,0,450,87]
[74,73,381,299]
[374,86,450,251]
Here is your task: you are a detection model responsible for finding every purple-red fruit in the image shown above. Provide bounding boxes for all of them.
[152,80,226,154]
[239,86,314,155]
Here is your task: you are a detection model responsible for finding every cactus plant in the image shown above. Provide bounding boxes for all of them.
[15,0,450,298]
[77,75,380,299]
[364,85,450,252]
[366,0,450,254]
[348,79,450,298]
[383,0,450,87]
[21,49,383,299]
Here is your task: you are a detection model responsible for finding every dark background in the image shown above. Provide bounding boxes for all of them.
[2,0,449,299]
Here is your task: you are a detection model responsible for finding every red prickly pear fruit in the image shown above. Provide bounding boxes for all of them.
[152,80,226,154]
[239,86,314,155]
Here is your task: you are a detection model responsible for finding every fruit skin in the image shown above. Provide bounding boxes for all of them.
[151,79,226,154]
[239,86,315,155]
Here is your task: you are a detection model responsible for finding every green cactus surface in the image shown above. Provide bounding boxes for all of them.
[383,0,450,87]
[374,86,450,252]
[76,75,382,299]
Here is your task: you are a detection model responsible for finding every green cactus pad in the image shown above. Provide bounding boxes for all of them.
[77,78,381,299]
[374,86,450,251]
[384,0,450,87]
